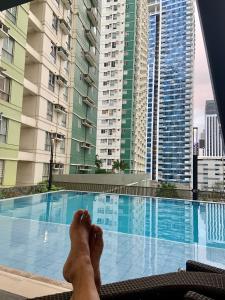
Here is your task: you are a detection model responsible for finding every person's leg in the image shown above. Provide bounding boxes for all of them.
[63,210,100,300]
[89,225,104,292]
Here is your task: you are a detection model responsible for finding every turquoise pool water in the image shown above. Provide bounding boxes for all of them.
[0,191,225,283]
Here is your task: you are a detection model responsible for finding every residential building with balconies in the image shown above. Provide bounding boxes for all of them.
[16,0,73,185]
[0,5,29,186]
[69,0,100,174]
[96,0,148,173]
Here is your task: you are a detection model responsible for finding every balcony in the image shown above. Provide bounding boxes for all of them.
[18,151,35,162]
[28,11,42,33]
[81,142,92,149]
[23,78,38,95]
[87,8,98,27]
[56,75,67,86]
[82,96,95,107]
[84,50,97,67]
[57,46,69,61]
[54,104,67,114]
[83,73,94,85]
[61,0,72,9]
[0,22,9,39]
[25,43,41,64]
[21,115,36,128]
[85,28,97,46]
[82,119,94,128]
[59,19,71,35]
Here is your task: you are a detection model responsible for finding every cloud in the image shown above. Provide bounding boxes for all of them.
[193,3,213,131]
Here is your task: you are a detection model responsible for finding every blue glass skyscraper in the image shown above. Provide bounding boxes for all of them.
[146,0,194,184]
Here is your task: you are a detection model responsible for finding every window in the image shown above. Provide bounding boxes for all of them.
[60,138,65,153]
[2,37,14,63]
[0,160,4,184]
[61,113,67,128]
[42,163,49,181]
[45,132,51,151]
[48,71,55,92]
[64,60,69,73]
[52,13,58,32]
[0,77,10,102]
[50,41,57,63]
[0,116,8,143]
[6,7,17,24]
[63,86,68,102]
[66,35,71,50]
[47,101,53,121]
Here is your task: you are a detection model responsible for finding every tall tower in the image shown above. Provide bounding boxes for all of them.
[146,0,194,184]
[97,0,148,173]
[205,100,224,157]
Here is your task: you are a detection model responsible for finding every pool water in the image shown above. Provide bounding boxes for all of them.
[0,191,225,283]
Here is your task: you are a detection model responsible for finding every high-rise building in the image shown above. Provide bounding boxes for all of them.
[0,5,29,186]
[205,100,224,157]
[0,0,100,186]
[69,0,100,174]
[146,0,194,184]
[96,0,148,173]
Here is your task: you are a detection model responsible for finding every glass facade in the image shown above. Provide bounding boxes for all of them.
[146,0,194,183]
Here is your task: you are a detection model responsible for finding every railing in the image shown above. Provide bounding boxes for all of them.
[54,182,225,202]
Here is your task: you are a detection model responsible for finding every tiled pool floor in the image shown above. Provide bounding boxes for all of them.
[1,215,225,284]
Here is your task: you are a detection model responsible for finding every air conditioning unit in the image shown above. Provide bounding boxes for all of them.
[54,104,67,114]
[52,133,65,142]
[82,119,93,128]
[0,22,9,39]
[59,19,71,35]
[56,75,67,86]
[84,50,96,67]
[81,142,91,149]
[83,74,94,85]
[53,163,64,170]
[57,46,69,61]
[82,96,95,107]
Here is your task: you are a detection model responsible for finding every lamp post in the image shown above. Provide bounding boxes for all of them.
[193,127,199,200]
[48,135,54,191]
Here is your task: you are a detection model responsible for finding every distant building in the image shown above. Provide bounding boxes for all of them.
[199,130,205,156]
[205,100,224,157]
[146,0,195,184]
[96,0,148,173]
[198,157,225,191]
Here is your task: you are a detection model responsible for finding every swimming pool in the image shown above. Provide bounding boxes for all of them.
[0,191,225,283]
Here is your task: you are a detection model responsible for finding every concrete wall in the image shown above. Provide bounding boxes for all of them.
[53,174,158,187]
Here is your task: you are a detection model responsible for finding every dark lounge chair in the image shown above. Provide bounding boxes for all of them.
[26,261,225,300]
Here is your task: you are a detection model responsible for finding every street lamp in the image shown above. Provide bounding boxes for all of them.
[193,127,199,200]
[48,134,55,191]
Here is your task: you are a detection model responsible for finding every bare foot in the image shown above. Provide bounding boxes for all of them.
[89,225,104,292]
[63,210,92,283]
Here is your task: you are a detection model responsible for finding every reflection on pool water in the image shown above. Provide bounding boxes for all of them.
[0,191,225,283]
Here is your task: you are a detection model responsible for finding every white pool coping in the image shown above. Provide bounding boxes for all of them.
[0,265,72,299]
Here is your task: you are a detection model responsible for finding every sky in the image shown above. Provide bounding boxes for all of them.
[193,3,213,133]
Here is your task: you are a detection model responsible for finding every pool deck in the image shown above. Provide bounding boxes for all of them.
[0,265,72,299]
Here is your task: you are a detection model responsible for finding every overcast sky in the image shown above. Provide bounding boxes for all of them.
[193,3,213,133]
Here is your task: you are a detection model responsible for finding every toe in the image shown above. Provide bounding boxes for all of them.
[73,210,84,226]
[94,225,103,239]
[83,210,92,226]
